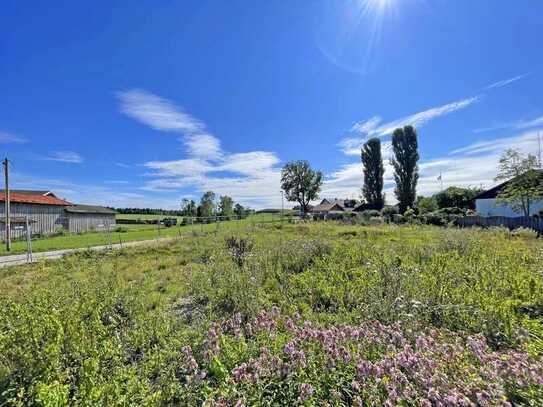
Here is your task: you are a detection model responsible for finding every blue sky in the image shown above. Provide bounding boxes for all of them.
[1,0,542,209]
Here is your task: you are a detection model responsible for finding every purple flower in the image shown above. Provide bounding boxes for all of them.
[298,383,315,403]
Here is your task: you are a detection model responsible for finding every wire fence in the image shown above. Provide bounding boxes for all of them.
[0,212,300,265]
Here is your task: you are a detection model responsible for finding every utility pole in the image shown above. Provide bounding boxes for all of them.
[3,158,11,251]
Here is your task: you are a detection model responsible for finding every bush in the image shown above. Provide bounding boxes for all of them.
[114,226,129,233]
[404,207,416,221]
[225,236,254,268]
[368,216,384,226]
[54,225,67,236]
[360,209,381,219]
[511,227,538,239]
[381,206,398,223]
[392,214,406,224]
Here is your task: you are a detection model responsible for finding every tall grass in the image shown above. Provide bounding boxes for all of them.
[0,223,541,405]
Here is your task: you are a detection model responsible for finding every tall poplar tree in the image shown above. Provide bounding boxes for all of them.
[391,125,419,213]
[361,137,385,209]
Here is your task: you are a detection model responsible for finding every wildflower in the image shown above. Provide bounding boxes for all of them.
[298,383,315,403]
[352,396,364,407]
[351,381,361,392]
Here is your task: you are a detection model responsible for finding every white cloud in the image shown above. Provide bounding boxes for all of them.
[450,130,541,156]
[341,96,480,156]
[118,89,203,133]
[117,89,285,208]
[377,97,480,137]
[144,158,213,177]
[117,89,222,161]
[485,73,528,90]
[46,151,84,164]
[352,116,382,134]
[219,152,280,175]
[185,133,222,160]
[0,131,28,144]
[474,114,543,134]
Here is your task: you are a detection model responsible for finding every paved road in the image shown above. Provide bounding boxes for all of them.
[0,237,179,268]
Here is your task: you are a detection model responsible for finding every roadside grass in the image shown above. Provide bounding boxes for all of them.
[0,213,279,256]
[0,223,541,405]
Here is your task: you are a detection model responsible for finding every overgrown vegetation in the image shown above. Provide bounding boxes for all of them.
[0,223,542,405]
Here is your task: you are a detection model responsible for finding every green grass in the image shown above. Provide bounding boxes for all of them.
[116,213,185,222]
[0,223,541,405]
[0,213,280,256]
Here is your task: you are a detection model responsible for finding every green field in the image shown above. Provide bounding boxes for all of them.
[0,213,281,256]
[0,223,542,405]
[116,213,185,222]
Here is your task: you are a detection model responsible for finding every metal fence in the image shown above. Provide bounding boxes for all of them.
[456,216,543,233]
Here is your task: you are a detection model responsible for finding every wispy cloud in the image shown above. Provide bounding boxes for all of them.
[118,89,284,208]
[185,133,222,160]
[474,114,543,134]
[118,89,203,133]
[0,131,28,144]
[352,96,479,138]
[485,73,528,90]
[450,130,541,156]
[45,151,84,164]
[341,96,480,155]
[117,89,222,160]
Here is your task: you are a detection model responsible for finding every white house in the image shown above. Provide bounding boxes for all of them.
[475,171,543,217]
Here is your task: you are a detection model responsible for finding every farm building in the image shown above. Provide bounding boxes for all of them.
[474,170,543,216]
[63,205,117,233]
[0,190,116,239]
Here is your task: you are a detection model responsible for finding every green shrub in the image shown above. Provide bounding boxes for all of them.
[512,227,538,239]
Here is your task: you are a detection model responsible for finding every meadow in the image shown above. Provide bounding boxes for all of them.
[0,213,280,256]
[0,223,542,405]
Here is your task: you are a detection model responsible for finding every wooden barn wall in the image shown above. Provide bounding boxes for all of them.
[67,213,116,234]
[0,202,67,239]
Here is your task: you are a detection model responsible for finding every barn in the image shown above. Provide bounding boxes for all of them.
[64,204,117,233]
[0,190,116,239]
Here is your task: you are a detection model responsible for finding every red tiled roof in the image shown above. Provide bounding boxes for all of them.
[0,192,72,206]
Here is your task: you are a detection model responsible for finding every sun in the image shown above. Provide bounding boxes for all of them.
[362,0,393,14]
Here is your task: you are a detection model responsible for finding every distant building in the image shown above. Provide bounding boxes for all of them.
[0,190,116,239]
[474,171,543,217]
[311,198,384,215]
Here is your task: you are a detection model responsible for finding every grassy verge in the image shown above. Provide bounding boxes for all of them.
[0,213,281,256]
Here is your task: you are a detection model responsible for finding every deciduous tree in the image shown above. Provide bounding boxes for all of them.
[218,195,234,216]
[181,198,197,217]
[496,170,543,216]
[281,160,323,214]
[199,191,216,218]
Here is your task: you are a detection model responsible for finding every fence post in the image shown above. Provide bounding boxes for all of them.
[25,216,33,263]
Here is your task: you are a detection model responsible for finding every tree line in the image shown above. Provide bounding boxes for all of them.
[180,192,250,218]
[280,124,542,217]
[280,125,424,214]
